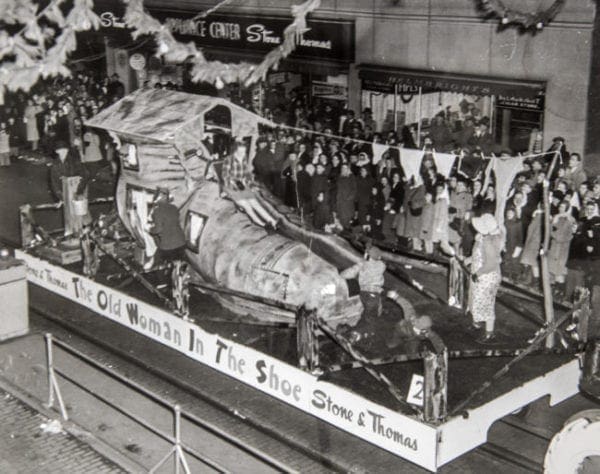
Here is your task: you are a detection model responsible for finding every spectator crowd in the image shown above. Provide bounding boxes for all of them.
[2,72,599,302]
[0,69,125,173]
[248,92,600,301]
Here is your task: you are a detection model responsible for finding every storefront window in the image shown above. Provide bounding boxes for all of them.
[358,65,545,153]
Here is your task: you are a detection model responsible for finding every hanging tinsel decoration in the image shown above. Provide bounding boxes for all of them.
[477,0,567,32]
[0,0,321,104]
[0,0,101,104]
[124,0,322,89]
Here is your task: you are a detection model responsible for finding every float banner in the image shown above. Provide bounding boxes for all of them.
[17,251,438,471]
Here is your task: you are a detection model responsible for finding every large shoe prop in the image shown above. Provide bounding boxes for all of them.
[86,89,363,328]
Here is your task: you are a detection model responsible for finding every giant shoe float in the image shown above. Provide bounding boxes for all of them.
[86,88,363,327]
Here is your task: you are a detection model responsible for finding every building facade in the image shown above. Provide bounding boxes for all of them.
[98,0,596,160]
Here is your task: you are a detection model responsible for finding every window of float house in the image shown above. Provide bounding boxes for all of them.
[125,184,157,256]
[120,143,139,171]
[204,104,232,157]
[184,210,208,253]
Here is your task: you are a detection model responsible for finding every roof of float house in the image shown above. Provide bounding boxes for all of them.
[85,88,273,146]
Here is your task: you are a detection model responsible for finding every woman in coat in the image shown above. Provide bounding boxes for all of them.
[420,192,435,254]
[24,99,41,150]
[356,166,374,225]
[403,181,426,251]
[548,201,577,297]
[431,182,450,252]
[519,206,544,286]
[334,163,357,229]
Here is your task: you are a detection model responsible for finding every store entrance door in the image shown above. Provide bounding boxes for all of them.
[496,107,544,153]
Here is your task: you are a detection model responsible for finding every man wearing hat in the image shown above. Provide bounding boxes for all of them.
[340,245,386,320]
[49,140,90,202]
[467,213,504,343]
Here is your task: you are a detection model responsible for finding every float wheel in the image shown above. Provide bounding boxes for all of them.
[544,409,600,473]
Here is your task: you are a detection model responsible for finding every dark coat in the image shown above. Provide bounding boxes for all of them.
[505,217,524,254]
[311,173,330,205]
[404,185,426,239]
[313,199,334,230]
[150,201,186,251]
[253,148,275,184]
[296,170,313,213]
[356,175,375,224]
[467,132,494,154]
[389,182,405,213]
[49,148,90,200]
[570,215,600,260]
[335,174,357,228]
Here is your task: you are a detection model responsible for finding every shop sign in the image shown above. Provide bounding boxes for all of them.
[359,65,546,109]
[312,81,348,100]
[94,1,354,63]
[496,94,545,112]
[16,250,438,471]
[153,11,354,63]
[99,11,127,29]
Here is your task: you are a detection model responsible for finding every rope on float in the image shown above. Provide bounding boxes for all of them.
[89,233,172,307]
[449,307,577,417]
[190,280,298,314]
[313,313,422,416]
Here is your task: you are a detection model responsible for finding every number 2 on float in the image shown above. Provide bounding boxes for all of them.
[407,374,424,406]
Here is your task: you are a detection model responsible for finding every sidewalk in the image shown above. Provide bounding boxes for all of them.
[0,384,126,474]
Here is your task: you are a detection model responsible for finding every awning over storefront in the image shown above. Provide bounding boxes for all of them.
[358,64,546,111]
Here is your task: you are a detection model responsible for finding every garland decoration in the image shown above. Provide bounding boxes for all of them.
[0,0,321,104]
[0,0,101,103]
[477,0,567,31]
[124,0,321,88]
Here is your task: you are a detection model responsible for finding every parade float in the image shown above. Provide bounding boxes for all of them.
[15,89,600,471]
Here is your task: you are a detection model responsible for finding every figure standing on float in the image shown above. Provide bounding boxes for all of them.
[49,140,90,202]
[466,213,504,343]
[340,245,386,319]
[221,140,278,229]
[148,188,186,263]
